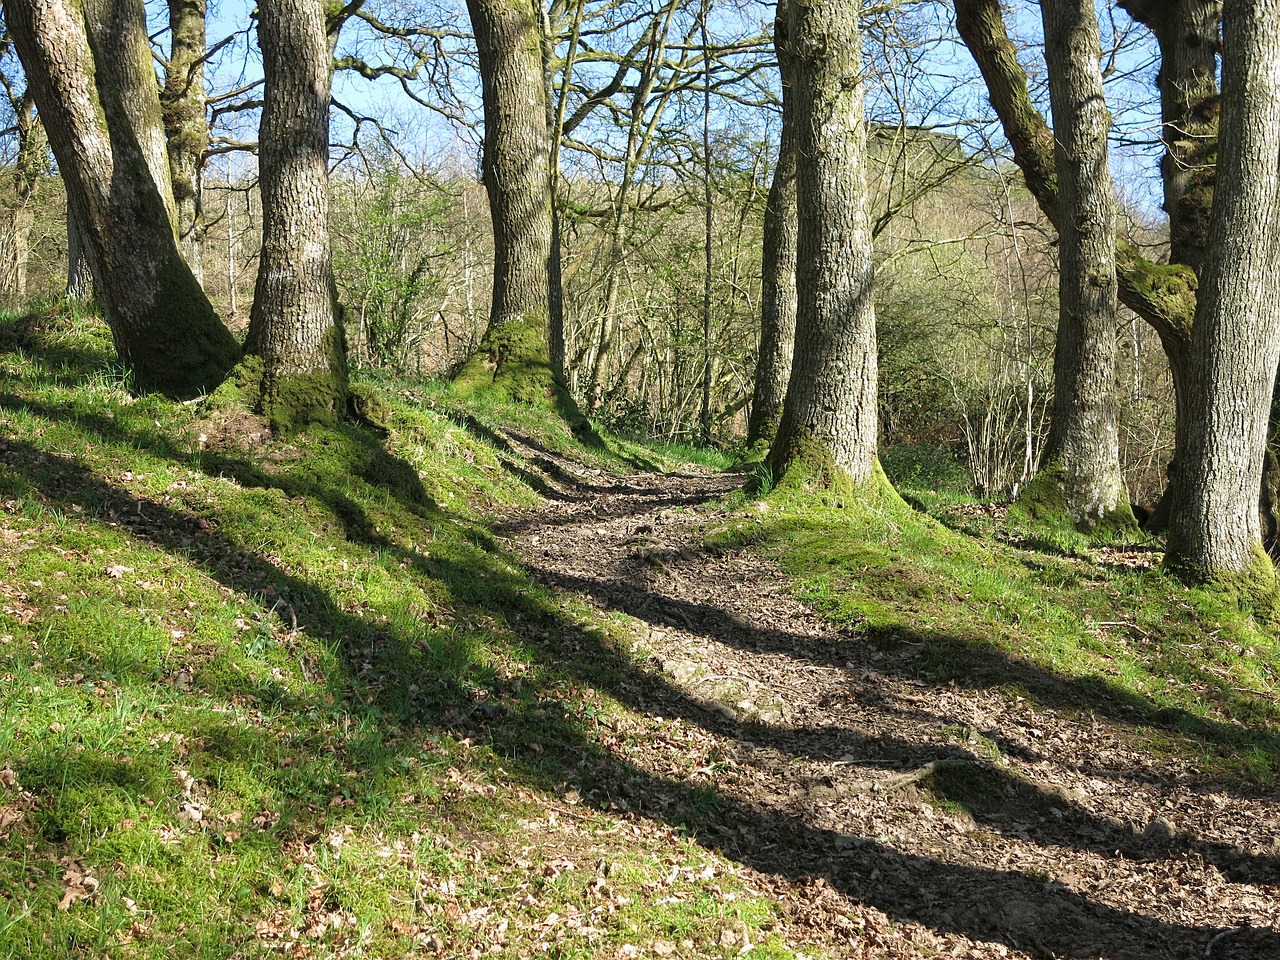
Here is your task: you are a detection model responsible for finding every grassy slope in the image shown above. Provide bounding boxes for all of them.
[1,308,1277,959]
[0,308,792,959]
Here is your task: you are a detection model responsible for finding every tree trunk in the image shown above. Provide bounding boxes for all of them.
[1166,0,1280,594]
[459,0,570,410]
[1119,0,1221,274]
[65,204,92,301]
[765,0,880,491]
[4,0,238,397]
[953,0,1207,528]
[1018,0,1134,531]
[244,0,348,431]
[746,6,797,449]
[161,0,209,281]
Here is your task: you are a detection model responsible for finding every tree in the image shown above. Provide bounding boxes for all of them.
[1117,0,1220,276]
[241,0,349,430]
[1165,0,1280,594]
[3,0,238,396]
[746,2,797,449]
[0,72,44,301]
[1016,0,1134,531]
[457,0,567,407]
[764,0,880,490]
[1115,0,1220,528]
[65,205,91,301]
[161,0,211,280]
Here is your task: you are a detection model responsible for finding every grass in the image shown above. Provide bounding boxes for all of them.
[0,306,808,959]
[3,305,1279,958]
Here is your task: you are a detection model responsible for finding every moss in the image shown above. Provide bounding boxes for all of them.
[453,316,555,405]
[1168,542,1280,623]
[745,402,783,451]
[245,326,351,434]
[1013,462,1137,535]
[452,314,598,441]
[764,429,905,513]
[1117,247,1198,341]
[118,255,241,399]
[202,354,266,415]
[347,382,396,433]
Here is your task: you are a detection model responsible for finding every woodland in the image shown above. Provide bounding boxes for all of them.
[0,0,1277,958]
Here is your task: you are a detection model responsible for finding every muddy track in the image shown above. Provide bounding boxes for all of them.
[492,431,1280,960]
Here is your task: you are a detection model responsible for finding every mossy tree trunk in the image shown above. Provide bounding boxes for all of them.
[161,0,209,282]
[243,0,348,432]
[459,0,571,410]
[764,0,879,490]
[5,0,238,397]
[1165,0,1280,593]
[1118,0,1221,529]
[746,4,797,450]
[954,0,1207,526]
[1119,0,1221,275]
[1018,0,1134,531]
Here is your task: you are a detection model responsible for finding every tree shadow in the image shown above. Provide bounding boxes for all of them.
[3,434,1276,958]
[2,330,1276,957]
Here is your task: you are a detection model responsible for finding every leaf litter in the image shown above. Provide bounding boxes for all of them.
[490,429,1280,960]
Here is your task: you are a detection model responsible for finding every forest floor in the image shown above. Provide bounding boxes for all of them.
[2,307,1279,960]
[490,430,1280,960]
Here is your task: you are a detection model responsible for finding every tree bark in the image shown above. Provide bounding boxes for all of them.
[1018,0,1133,531]
[746,4,797,449]
[1119,0,1221,274]
[1165,0,1280,591]
[161,0,210,281]
[765,0,879,490]
[4,0,238,397]
[65,203,92,301]
[460,0,570,409]
[244,0,348,431]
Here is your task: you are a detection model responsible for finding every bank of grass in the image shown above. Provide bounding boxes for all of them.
[714,457,1280,787]
[0,305,806,960]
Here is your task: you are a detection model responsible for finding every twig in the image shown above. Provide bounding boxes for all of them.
[1206,924,1251,957]
[876,759,993,794]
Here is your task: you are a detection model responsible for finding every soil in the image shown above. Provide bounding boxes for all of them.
[492,430,1280,960]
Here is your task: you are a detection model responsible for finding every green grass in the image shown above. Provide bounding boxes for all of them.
[0,307,818,960]
[4,304,1279,958]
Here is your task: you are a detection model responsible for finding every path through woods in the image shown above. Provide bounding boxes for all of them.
[489,430,1279,959]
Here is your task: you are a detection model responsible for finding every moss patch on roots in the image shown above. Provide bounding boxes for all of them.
[205,331,349,436]
[1167,542,1280,623]
[762,429,905,515]
[1013,462,1137,536]
[452,315,594,438]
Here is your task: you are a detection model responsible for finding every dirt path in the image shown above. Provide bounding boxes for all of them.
[492,432,1280,960]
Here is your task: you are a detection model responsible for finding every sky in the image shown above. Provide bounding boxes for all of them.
[185,0,1166,216]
